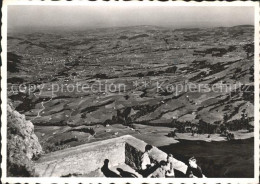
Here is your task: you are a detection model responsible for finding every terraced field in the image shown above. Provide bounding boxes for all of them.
[7,25,254,151]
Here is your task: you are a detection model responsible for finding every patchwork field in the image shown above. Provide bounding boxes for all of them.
[7,25,254,152]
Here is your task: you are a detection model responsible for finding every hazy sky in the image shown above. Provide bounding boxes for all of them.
[8,6,254,30]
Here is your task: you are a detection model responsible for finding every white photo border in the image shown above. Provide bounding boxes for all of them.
[1,1,259,183]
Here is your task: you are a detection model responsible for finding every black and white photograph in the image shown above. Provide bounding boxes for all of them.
[1,1,259,183]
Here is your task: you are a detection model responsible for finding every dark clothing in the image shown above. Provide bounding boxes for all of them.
[101,160,121,177]
[140,164,158,178]
[186,166,203,178]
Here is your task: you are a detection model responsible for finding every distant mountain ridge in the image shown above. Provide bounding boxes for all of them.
[8,24,254,34]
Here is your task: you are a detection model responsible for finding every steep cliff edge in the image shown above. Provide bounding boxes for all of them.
[7,102,42,176]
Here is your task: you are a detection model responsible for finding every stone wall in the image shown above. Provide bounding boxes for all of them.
[35,135,170,177]
[124,136,168,171]
[35,138,126,176]
[125,142,143,170]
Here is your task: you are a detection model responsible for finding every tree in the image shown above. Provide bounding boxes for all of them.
[240,109,249,129]
[71,72,77,77]
[243,43,254,59]
[227,132,234,141]
[220,124,227,134]
[223,113,228,123]
[81,113,87,118]
[89,128,95,136]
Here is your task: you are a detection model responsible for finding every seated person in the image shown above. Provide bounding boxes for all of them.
[165,154,175,177]
[186,156,203,178]
[165,153,188,177]
[140,144,156,177]
[149,161,168,178]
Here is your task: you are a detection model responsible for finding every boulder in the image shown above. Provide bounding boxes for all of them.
[7,102,42,176]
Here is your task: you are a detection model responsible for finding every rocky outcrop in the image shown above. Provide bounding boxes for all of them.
[7,102,42,176]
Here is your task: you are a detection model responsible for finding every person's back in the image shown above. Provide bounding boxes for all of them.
[165,154,175,177]
[166,154,188,176]
[141,152,151,170]
[140,144,155,177]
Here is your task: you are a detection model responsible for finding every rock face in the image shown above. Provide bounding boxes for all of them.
[7,102,42,176]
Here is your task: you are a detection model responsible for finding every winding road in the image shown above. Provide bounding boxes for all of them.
[32,97,52,120]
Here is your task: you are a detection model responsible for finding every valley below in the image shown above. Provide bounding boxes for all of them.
[7,25,255,177]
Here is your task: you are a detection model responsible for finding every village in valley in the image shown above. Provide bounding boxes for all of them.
[7,24,254,177]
